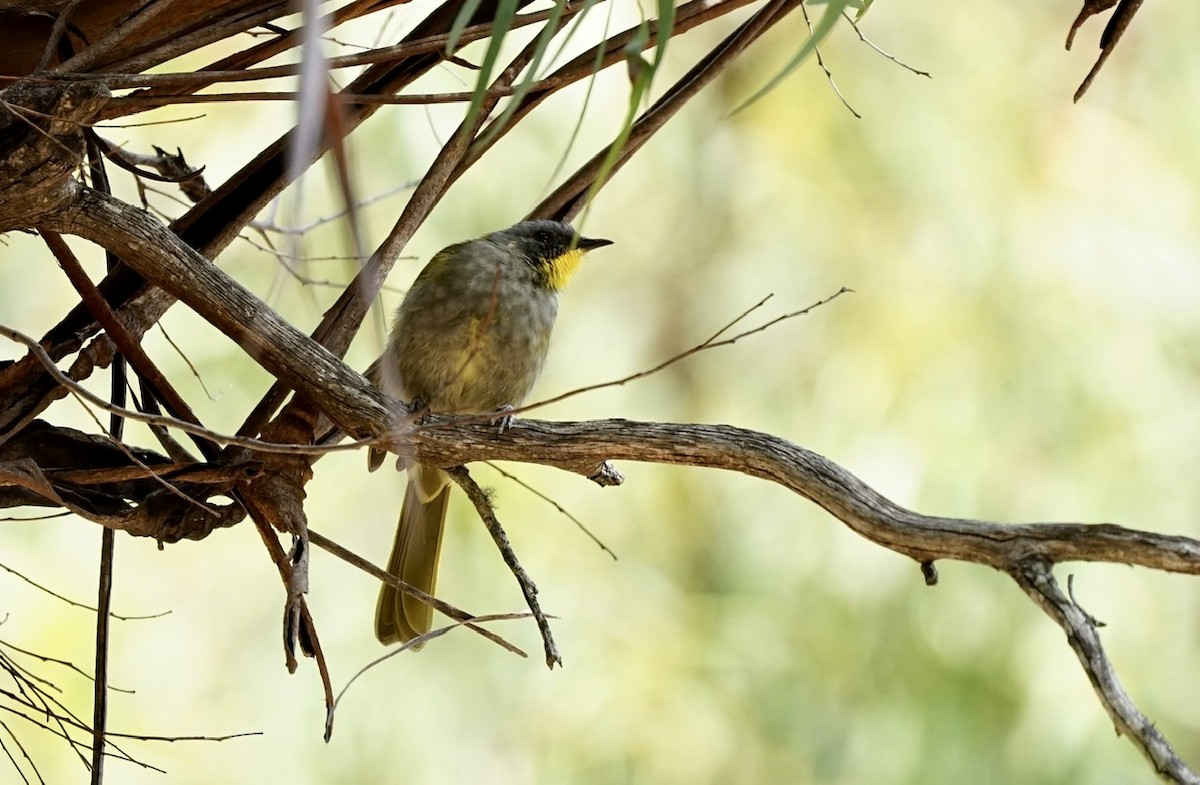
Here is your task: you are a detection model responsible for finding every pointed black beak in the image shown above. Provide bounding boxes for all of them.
[578,236,613,251]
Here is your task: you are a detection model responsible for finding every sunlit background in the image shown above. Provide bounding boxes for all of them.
[2,0,1200,783]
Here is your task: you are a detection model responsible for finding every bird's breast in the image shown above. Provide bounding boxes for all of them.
[390,268,559,413]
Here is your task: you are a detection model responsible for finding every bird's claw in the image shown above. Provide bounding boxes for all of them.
[491,404,516,434]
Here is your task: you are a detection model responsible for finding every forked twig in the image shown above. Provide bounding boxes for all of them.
[800,2,860,118]
[306,529,527,659]
[325,611,535,740]
[1013,560,1199,783]
[841,10,930,78]
[485,462,617,561]
[446,466,562,669]
[521,287,851,414]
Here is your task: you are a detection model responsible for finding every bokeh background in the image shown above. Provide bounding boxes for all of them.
[3,0,1200,782]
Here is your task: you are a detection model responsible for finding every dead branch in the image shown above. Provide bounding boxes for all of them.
[447,465,562,669]
[1014,560,1199,783]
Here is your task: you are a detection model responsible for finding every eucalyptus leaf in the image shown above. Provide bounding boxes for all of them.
[445,0,487,55]
[459,0,522,140]
[730,0,852,115]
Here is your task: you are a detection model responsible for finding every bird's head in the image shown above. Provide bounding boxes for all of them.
[490,220,612,291]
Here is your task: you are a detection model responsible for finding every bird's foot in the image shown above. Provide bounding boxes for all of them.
[491,404,517,434]
[407,397,428,419]
[370,397,426,472]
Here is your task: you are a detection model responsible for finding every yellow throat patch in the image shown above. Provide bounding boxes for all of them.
[543,248,585,291]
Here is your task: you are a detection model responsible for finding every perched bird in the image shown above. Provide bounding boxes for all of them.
[373,220,612,646]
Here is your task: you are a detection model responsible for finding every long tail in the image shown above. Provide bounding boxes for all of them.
[374,469,450,646]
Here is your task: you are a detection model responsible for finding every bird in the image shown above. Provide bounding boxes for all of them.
[373,219,612,646]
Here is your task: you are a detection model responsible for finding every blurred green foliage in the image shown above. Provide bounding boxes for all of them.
[2,1,1200,783]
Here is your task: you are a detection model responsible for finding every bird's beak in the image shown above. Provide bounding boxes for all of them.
[577,236,613,251]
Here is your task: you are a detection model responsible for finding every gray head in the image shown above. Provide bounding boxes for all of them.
[486,220,612,290]
[489,220,611,262]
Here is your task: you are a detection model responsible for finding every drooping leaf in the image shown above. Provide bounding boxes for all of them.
[577,20,655,223]
[654,0,676,71]
[446,0,488,55]
[731,0,852,115]
[471,0,580,153]
[538,0,614,196]
[458,0,522,139]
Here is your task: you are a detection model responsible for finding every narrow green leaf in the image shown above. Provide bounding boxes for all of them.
[542,0,603,68]
[730,0,852,115]
[625,19,651,79]
[654,0,675,71]
[577,28,655,222]
[459,0,522,138]
[446,0,487,55]
[539,0,614,195]
[471,0,577,152]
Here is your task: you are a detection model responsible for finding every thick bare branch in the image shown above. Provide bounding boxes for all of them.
[397,416,1200,577]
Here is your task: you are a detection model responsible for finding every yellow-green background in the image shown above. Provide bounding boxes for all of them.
[2,1,1199,782]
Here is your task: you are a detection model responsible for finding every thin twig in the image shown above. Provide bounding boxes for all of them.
[154,323,214,401]
[0,713,41,784]
[485,462,617,561]
[799,2,860,118]
[0,512,72,522]
[521,287,851,414]
[88,528,113,785]
[0,641,132,692]
[0,562,163,621]
[841,11,931,78]
[306,528,528,658]
[84,3,576,94]
[87,139,119,785]
[248,179,419,237]
[446,466,562,669]
[326,611,535,739]
[92,113,207,129]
